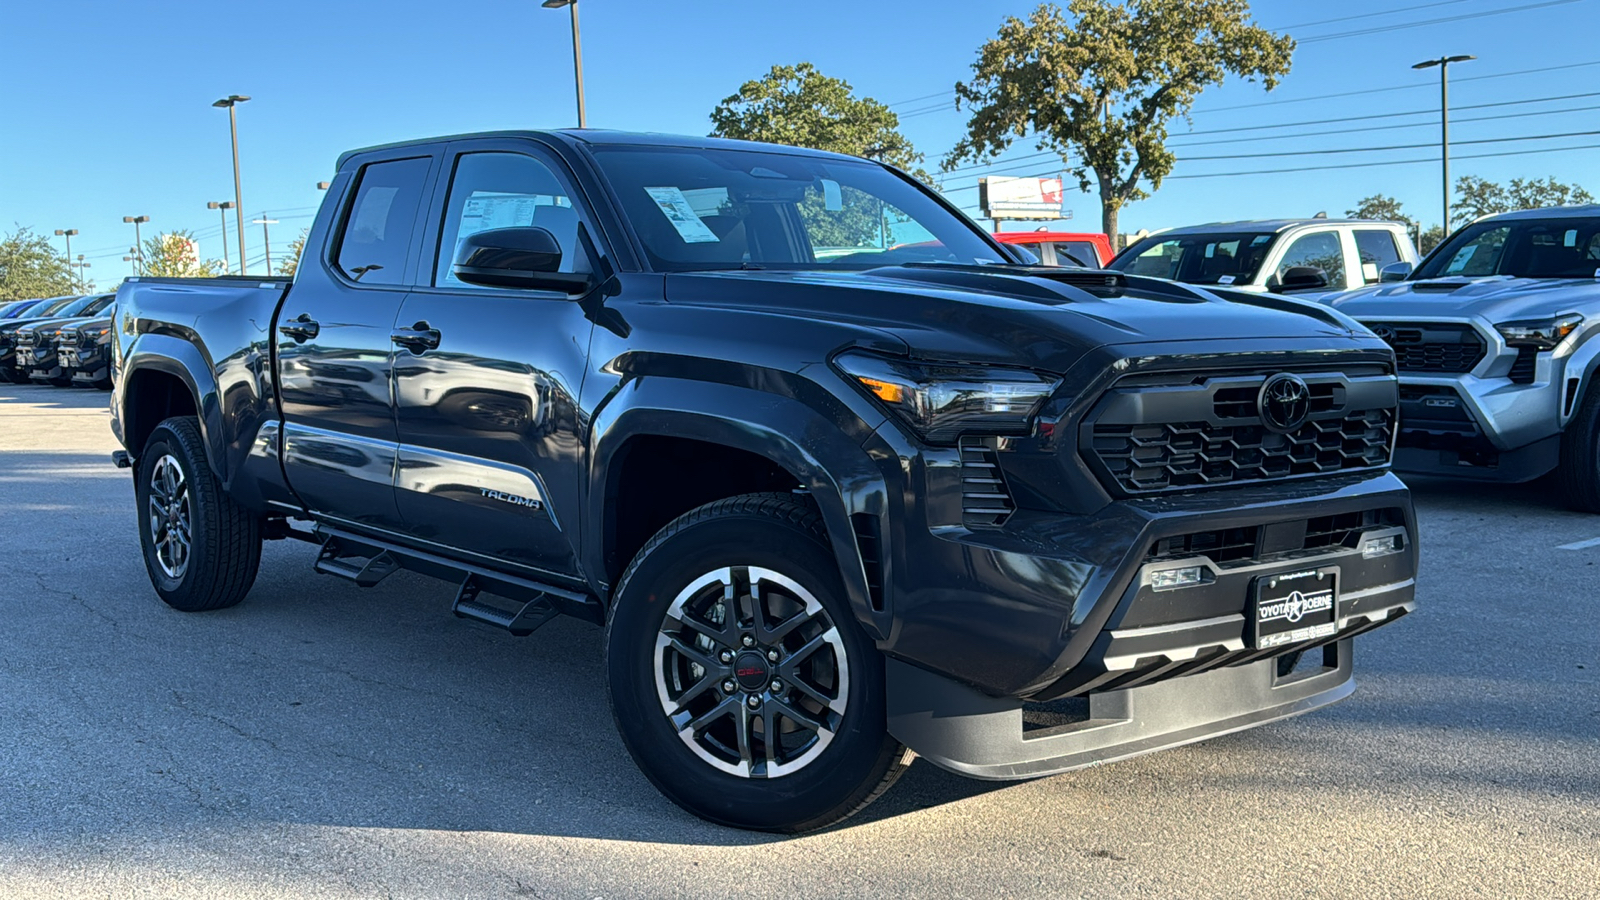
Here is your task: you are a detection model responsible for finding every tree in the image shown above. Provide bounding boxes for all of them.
[1453,174,1594,227]
[709,62,931,181]
[0,226,77,301]
[1346,195,1407,222]
[1417,225,1446,256]
[277,229,309,278]
[946,0,1294,241]
[141,230,227,279]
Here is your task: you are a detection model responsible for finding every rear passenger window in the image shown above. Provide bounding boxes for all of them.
[1052,241,1099,267]
[335,157,432,285]
[1354,230,1402,284]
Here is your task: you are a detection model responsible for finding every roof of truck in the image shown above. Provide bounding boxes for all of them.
[338,129,862,169]
[1155,218,1405,234]
[1478,204,1600,221]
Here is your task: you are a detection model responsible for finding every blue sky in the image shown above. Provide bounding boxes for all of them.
[2,0,1596,284]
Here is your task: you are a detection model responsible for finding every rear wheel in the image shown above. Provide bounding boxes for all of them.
[605,493,909,833]
[136,417,263,611]
[1558,384,1600,512]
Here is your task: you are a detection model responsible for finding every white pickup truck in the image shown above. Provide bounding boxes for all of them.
[1109,218,1421,301]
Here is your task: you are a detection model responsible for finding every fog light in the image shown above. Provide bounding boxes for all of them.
[1362,534,1403,559]
[1150,565,1204,591]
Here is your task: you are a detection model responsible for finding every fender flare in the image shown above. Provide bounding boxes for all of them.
[587,376,893,639]
[120,334,228,482]
[1560,329,1600,428]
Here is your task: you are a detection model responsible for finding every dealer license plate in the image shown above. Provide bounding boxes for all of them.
[1250,568,1338,649]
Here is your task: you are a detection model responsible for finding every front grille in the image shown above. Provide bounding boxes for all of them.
[1367,322,1486,373]
[1146,508,1405,566]
[1092,410,1394,493]
[959,437,1015,526]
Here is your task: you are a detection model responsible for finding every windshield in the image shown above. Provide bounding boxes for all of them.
[1416,216,1600,279]
[81,295,114,316]
[589,145,1007,272]
[1110,231,1279,285]
[29,296,81,317]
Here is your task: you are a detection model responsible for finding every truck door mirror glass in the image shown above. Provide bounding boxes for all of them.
[1274,266,1330,293]
[1379,261,1414,283]
[452,226,591,293]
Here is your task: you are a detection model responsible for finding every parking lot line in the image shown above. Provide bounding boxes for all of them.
[1556,536,1600,550]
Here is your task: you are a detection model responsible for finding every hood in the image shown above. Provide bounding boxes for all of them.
[663,265,1366,373]
[5,316,95,337]
[1332,276,1600,322]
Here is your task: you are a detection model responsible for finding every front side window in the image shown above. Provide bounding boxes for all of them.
[335,157,432,285]
[1417,217,1600,279]
[1277,231,1345,287]
[1111,232,1277,284]
[1052,240,1100,267]
[434,152,589,288]
[1354,230,1402,284]
[589,146,1005,271]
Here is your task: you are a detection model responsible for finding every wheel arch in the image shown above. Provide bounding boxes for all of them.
[119,336,224,480]
[588,377,893,638]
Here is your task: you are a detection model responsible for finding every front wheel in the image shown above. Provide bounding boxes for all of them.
[605,493,910,833]
[136,417,263,611]
[1559,384,1600,512]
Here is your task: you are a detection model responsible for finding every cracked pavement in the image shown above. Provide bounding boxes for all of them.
[0,382,1596,899]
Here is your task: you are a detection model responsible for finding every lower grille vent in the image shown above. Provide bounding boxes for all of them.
[959,437,1016,527]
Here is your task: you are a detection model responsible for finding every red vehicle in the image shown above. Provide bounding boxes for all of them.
[994,230,1113,267]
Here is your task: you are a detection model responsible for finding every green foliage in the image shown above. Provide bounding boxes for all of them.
[141,230,227,279]
[709,62,931,182]
[277,229,309,278]
[946,0,1294,238]
[1453,175,1595,227]
[0,226,77,301]
[1417,225,1446,256]
[1346,195,1407,222]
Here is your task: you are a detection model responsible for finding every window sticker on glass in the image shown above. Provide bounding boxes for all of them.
[821,178,843,212]
[1446,245,1478,274]
[459,192,549,239]
[1217,274,1235,284]
[1251,235,1273,245]
[644,186,720,243]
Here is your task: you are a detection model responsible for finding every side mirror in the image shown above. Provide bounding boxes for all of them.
[1273,266,1330,293]
[452,226,591,293]
[1379,261,1414,283]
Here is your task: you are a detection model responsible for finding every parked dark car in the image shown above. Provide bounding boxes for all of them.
[0,299,48,319]
[1,295,87,382]
[57,315,115,389]
[9,294,115,385]
[112,130,1418,833]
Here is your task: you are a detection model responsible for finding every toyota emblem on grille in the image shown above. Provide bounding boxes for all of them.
[1371,325,1396,342]
[1258,373,1311,433]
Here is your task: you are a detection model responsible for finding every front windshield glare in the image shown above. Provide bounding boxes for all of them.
[1417,217,1600,279]
[1110,232,1279,284]
[589,146,1006,272]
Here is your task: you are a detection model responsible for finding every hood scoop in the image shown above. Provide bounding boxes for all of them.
[1411,279,1470,293]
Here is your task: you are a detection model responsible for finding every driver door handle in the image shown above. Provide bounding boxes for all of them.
[278,313,320,342]
[391,322,441,353]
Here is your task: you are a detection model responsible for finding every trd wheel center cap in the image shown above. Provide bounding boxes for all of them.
[733,651,771,692]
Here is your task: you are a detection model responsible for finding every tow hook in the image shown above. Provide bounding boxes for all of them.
[111,450,132,469]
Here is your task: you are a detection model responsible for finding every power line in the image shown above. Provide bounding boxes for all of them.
[1165,140,1600,179]
[1174,89,1600,140]
[1267,0,1473,30]
[1176,127,1600,161]
[1168,100,1600,149]
[1193,59,1600,114]
[1297,0,1586,43]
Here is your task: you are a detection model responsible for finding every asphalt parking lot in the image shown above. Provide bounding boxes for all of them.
[0,382,1595,899]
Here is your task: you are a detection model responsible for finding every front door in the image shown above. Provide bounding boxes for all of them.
[277,153,436,531]
[389,141,598,579]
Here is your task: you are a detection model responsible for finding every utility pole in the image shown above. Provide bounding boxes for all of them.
[1412,55,1475,234]
[541,0,587,127]
[208,201,236,275]
[74,255,91,289]
[122,216,150,275]
[213,95,251,273]
[252,215,280,276]
[53,229,79,289]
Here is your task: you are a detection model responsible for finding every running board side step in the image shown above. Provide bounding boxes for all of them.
[311,526,603,630]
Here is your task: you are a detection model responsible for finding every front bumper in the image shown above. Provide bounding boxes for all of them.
[1390,374,1564,481]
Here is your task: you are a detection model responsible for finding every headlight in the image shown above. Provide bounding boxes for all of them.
[91,327,112,345]
[833,350,1059,444]
[1496,314,1582,350]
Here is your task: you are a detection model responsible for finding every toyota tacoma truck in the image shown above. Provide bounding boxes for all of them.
[111,130,1417,833]
[1333,205,1600,507]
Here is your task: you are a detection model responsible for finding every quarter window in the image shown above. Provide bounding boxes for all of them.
[335,157,432,285]
[434,152,589,289]
[1277,231,1344,288]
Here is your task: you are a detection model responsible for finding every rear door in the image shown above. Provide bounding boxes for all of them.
[388,138,599,579]
[276,151,439,531]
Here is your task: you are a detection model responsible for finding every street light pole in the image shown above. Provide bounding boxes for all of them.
[75,255,91,289]
[122,216,149,275]
[53,229,78,289]
[208,201,236,275]
[542,0,586,127]
[213,94,251,274]
[252,215,280,276]
[1413,54,1475,234]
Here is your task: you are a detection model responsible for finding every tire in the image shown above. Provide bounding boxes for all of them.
[605,492,910,833]
[1559,383,1600,512]
[135,417,263,611]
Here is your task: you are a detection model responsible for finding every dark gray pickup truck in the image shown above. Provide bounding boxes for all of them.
[111,130,1418,832]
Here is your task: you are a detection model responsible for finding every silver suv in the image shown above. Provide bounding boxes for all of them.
[1110,218,1420,301]
[1332,205,1600,507]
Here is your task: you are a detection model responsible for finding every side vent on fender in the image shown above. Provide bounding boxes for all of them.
[960,437,1016,527]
